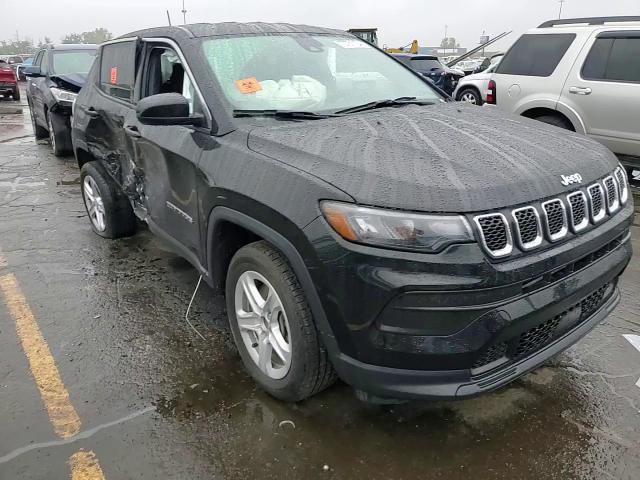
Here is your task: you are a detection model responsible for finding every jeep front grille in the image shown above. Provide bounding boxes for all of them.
[587,183,606,223]
[603,176,620,214]
[567,191,589,233]
[472,169,624,259]
[474,214,512,258]
[542,199,568,242]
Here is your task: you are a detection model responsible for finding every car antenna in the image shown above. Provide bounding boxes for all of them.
[184,275,206,341]
[166,9,172,26]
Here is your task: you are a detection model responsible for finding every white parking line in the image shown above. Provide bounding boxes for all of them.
[0,177,46,200]
[623,334,640,388]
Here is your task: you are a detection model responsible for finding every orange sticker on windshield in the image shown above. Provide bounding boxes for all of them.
[110,67,118,84]
[235,77,262,94]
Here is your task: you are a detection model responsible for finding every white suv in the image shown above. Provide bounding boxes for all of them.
[489,16,640,185]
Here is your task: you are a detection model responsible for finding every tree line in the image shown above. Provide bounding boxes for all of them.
[0,28,112,55]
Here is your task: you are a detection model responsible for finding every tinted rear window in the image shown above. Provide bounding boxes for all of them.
[409,59,442,71]
[496,33,576,77]
[582,35,640,83]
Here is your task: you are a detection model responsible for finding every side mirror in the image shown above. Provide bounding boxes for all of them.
[23,65,42,77]
[136,93,204,126]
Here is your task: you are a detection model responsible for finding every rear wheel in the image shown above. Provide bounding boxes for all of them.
[47,111,72,156]
[457,87,482,105]
[226,241,336,401]
[11,86,20,101]
[80,161,137,239]
[534,114,574,131]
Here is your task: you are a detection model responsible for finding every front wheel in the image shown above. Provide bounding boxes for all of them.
[80,161,137,239]
[47,112,72,157]
[226,241,336,401]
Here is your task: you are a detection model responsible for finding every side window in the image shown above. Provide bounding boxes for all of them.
[100,41,136,102]
[40,52,49,75]
[143,46,203,115]
[33,51,43,67]
[495,33,576,77]
[582,34,640,83]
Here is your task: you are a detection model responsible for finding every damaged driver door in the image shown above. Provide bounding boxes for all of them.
[125,42,208,263]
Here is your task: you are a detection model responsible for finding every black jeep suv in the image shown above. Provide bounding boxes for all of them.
[71,23,633,403]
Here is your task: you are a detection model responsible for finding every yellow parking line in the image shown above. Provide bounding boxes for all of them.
[0,272,82,438]
[69,450,106,480]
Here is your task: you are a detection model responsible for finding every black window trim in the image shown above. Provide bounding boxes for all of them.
[140,37,212,128]
[580,32,640,85]
[97,37,139,107]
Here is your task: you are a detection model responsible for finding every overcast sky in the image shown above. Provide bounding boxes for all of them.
[5,0,640,51]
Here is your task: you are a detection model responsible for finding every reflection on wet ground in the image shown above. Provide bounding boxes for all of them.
[0,92,639,479]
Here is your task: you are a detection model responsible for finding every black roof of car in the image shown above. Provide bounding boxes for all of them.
[118,22,347,40]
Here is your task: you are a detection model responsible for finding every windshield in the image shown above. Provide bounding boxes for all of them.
[52,50,97,75]
[201,34,442,113]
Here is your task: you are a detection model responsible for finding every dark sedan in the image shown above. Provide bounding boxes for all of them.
[391,53,465,95]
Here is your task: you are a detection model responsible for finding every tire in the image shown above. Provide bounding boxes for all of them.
[80,161,137,239]
[534,114,574,131]
[457,87,482,105]
[226,241,336,401]
[47,111,73,157]
[12,86,20,101]
[29,102,49,139]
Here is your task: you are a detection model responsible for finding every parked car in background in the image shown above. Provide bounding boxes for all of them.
[457,57,491,76]
[25,44,97,156]
[0,59,20,100]
[489,16,640,187]
[453,54,504,105]
[16,57,34,81]
[72,23,633,404]
[391,53,465,95]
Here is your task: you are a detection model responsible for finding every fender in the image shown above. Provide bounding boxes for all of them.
[206,206,339,355]
[515,97,586,134]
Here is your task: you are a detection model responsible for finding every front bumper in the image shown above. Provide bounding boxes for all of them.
[303,202,633,400]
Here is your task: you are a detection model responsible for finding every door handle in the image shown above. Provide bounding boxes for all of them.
[124,125,141,138]
[86,107,100,118]
[569,86,592,95]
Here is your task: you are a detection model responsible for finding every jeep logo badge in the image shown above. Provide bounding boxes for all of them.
[561,173,583,186]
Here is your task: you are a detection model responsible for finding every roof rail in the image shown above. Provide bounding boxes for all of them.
[539,16,640,28]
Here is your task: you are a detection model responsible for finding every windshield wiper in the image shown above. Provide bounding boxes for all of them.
[335,97,435,115]
[233,109,338,120]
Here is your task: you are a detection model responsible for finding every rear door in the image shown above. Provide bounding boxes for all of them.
[560,30,640,157]
[492,33,577,113]
[128,41,210,260]
[28,50,46,124]
[76,40,140,195]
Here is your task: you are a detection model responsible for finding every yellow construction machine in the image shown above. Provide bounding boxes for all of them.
[347,28,419,54]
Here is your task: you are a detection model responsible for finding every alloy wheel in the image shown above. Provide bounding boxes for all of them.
[83,175,107,232]
[234,271,292,380]
[460,92,478,105]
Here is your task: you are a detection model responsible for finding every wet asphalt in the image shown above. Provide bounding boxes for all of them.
[1,88,640,480]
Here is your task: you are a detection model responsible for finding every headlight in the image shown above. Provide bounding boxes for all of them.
[320,201,474,252]
[50,87,77,103]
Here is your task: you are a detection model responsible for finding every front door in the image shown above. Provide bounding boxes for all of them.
[127,42,209,261]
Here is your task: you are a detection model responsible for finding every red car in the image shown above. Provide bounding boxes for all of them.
[0,59,20,100]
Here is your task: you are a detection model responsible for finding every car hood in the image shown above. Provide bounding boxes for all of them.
[50,73,87,93]
[247,102,618,213]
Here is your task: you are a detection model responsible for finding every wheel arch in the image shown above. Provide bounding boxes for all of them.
[206,206,339,354]
[456,84,482,101]
[520,107,577,132]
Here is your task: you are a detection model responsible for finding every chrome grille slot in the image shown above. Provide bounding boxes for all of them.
[541,199,568,242]
[512,206,542,250]
[615,167,628,205]
[587,183,606,223]
[474,213,513,258]
[567,191,589,233]
[603,176,620,214]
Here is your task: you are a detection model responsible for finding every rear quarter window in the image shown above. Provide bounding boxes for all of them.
[582,34,640,83]
[495,33,576,77]
[99,42,136,102]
